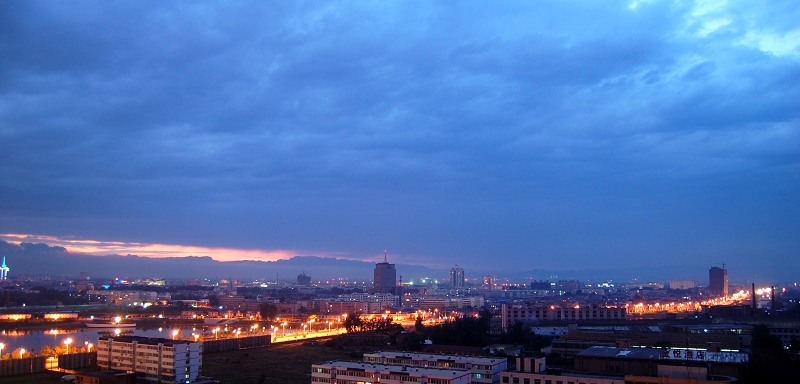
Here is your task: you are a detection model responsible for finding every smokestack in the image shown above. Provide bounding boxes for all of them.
[752,283,756,314]
[771,286,776,316]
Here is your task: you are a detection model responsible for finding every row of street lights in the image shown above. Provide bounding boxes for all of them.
[0,319,341,358]
[61,338,94,353]
[0,338,93,360]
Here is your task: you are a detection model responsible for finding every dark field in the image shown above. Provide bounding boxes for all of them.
[0,371,64,384]
[0,340,356,384]
[202,340,357,384]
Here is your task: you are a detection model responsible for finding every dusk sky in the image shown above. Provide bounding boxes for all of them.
[1,1,798,281]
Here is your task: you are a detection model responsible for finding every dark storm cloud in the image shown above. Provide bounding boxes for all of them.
[0,0,798,280]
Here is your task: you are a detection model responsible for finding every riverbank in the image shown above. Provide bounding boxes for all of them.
[0,320,86,331]
[0,318,209,332]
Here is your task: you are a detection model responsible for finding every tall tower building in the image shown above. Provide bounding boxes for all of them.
[0,257,8,280]
[709,266,728,297]
[450,265,465,289]
[373,251,396,294]
[482,275,495,290]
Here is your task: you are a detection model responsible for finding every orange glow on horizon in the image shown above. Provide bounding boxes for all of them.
[0,233,302,262]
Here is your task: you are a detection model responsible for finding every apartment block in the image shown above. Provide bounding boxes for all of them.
[501,304,626,331]
[312,361,471,384]
[97,336,202,384]
[402,295,485,310]
[363,352,507,384]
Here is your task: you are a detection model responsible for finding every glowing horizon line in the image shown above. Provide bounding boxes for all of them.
[0,233,445,268]
[0,233,303,263]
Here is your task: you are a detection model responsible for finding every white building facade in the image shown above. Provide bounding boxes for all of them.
[402,295,484,310]
[97,336,202,384]
[87,290,159,306]
[669,279,698,290]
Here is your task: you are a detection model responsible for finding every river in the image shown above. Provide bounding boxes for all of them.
[0,326,245,355]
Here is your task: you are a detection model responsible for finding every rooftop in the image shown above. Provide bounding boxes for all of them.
[313,360,472,379]
[365,351,506,365]
[576,346,749,364]
[98,335,200,346]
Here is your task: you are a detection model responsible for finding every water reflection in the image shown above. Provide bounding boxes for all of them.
[0,326,217,354]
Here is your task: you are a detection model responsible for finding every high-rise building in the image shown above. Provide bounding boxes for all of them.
[482,275,495,290]
[709,266,728,297]
[297,272,311,286]
[373,252,396,294]
[0,257,8,280]
[450,265,465,289]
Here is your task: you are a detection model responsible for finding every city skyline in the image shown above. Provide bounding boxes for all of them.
[1,2,798,279]
[0,233,792,283]
[0,237,790,285]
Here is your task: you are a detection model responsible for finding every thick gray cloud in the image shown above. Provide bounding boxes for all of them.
[1,1,798,281]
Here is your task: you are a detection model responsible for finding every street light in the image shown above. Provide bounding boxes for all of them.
[172,330,179,340]
[19,348,25,358]
[0,342,4,358]
[86,343,93,352]
[63,337,73,354]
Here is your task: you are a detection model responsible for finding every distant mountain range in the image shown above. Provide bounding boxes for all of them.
[0,240,446,282]
[0,240,786,285]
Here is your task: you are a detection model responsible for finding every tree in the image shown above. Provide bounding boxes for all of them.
[39,346,54,357]
[399,332,425,351]
[789,335,800,354]
[501,321,533,345]
[424,313,491,347]
[414,316,425,333]
[259,303,278,321]
[654,340,671,349]
[344,313,364,333]
[739,324,800,383]
[478,308,493,323]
